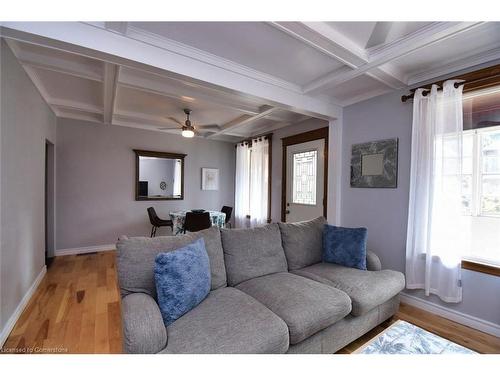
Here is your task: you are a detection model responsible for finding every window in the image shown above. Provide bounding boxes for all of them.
[234,136,271,227]
[480,129,500,216]
[460,87,500,268]
[458,128,500,217]
[292,150,317,205]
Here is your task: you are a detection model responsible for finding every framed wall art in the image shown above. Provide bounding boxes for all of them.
[201,168,219,191]
[350,138,398,188]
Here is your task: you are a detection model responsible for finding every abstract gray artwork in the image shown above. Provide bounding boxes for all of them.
[350,138,398,188]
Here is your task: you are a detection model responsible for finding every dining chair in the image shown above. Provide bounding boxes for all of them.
[147,207,173,237]
[221,206,233,228]
[183,212,212,233]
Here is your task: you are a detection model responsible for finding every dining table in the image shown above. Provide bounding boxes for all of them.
[169,210,226,235]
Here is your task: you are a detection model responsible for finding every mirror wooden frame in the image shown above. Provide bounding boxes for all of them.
[134,149,186,201]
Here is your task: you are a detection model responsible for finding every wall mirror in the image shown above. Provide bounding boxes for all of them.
[134,149,186,200]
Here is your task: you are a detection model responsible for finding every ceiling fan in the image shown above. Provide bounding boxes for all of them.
[158,108,220,138]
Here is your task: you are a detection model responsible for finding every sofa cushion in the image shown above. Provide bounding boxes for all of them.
[293,263,405,316]
[154,238,211,326]
[236,272,351,344]
[221,223,288,286]
[278,216,326,270]
[161,287,289,353]
[323,224,367,270]
[116,226,226,298]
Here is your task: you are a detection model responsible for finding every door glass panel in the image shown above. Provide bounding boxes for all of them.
[292,150,317,205]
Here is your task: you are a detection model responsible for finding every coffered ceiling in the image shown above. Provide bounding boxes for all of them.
[1,21,500,141]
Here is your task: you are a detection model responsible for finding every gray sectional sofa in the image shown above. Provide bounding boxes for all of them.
[116,217,405,354]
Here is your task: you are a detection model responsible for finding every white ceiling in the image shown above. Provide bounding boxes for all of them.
[131,22,346,86]
[2,21,500,141]
[326,22,434,50]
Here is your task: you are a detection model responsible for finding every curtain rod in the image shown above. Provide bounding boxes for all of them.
[401,73,500,102]
[234,132,273,148]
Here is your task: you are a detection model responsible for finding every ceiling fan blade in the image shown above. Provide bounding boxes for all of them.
[167,117,184,126]
[158,127,181,130]
[196,124,220,130]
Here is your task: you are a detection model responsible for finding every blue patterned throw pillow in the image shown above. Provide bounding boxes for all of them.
[323,224,367,270]
[154,238,211,326]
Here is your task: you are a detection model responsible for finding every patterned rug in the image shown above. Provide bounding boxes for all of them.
[355,320,477,354]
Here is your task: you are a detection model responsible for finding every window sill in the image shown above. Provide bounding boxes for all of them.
[461,260,500,277]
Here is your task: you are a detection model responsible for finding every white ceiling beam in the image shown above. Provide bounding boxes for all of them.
[5,39,102,81]
[206,106,277,138]
[269,22,367,67]
[269,22,406,90]
[0,23,341,120]
[104,22,129,35]
[103,63,120,124]
[302,22,485,94]
[18,59,102,82]
[48,98,103,114]
[57,111,103,124]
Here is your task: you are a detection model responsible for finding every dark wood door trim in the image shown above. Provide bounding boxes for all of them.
[281,127,329,222]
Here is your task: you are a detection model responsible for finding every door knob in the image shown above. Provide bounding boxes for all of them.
[285,210,290,215]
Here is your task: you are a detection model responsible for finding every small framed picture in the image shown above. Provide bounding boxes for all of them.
[201,168,219,191]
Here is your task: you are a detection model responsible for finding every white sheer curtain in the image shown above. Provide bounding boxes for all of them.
[406,80,468,303]
[234,143,250,228]
[249,137,269,227]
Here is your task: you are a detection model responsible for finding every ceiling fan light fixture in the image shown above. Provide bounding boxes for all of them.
[182,129,195,138]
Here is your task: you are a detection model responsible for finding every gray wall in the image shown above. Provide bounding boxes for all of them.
[0,41,57,335]
[270,118,329,222]
[56,118,235,249]
[342,85,500,326]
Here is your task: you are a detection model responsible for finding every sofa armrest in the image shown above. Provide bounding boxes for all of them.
[366,250,382,271]
[121,293,167,353]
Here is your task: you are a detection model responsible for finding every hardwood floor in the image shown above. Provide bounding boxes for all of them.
[2,251,121,354]
[338,304,500,353]
[2,251,499,354]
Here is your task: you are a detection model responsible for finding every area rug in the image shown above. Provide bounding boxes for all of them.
[354,320,477,354]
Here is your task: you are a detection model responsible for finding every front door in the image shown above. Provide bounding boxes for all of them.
[285,138,325,222]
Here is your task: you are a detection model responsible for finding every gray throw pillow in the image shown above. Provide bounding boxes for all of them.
[278,216,326,270]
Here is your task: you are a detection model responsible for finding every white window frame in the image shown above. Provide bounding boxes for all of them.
[465,125,500,218]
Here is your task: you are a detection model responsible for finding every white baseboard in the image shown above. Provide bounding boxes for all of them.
[0,266,47,348]
[400,292,500,338]
[55,244,116,256]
